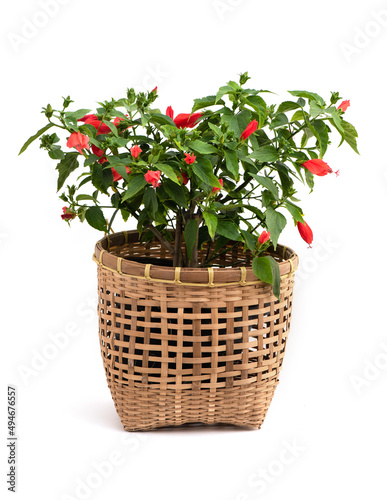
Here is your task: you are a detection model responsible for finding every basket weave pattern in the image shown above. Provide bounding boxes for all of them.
[95,231,297,431]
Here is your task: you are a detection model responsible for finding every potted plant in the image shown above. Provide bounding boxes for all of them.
[20,72,358,431]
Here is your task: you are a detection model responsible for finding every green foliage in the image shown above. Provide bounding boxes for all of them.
[20,75,358,297]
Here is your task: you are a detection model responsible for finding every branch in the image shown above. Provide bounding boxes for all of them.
[145,224,174,255]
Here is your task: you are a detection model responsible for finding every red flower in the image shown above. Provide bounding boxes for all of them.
[184,153,196,164]
[258,230,270,245]
[179,171,189,185]
[297,220,313,247]
[337,100,350,112]
[302,158,339,177]
[113,114,130,128]
[240,119,258,140]
[112,167,131,182]
[78,114,111,135]
[145,170,161,188]
[166,106,174,120]
[174,112,202,129]
[152,86,158,93]
[67,132,90,154]
[131,145,142,159]
[61,207,76,220]
[211,178,223,193]
[165,107,202,128]
[91,144,104,157]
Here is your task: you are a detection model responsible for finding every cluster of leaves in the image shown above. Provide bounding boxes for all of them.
[20,72,358,298]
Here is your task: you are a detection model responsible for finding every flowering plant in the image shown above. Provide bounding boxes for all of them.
[20,73,358,298]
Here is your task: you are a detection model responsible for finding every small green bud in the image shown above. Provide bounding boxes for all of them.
[239,72,250,85]
[44,104,53,118]
[330,91,341,105]
[127,88,136,104]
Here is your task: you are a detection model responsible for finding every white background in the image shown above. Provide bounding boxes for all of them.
[1,0,387,499]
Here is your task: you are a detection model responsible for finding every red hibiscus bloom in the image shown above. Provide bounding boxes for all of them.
[302,158,339,177]
[165,107,202,128]
[131,145,142,159]
[144,170,161,188]
[258,230,270,245]
[337,100,350,112]
[240,119,258,140]
[184,153,196,164]
[67,132,90,154]
[211,178,223,193]
[297,220,313,247]
[61,207,76,220]
[178,171,189,185]
[91,144,104,157]
[78,114,111,135]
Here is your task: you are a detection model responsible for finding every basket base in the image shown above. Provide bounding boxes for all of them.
[108,381,279,431]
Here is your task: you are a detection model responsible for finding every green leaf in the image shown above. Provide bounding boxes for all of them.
[192,95,224,112]
[288,90,325,106]
[149,113,176,127]
[277,101,301,113]
[284,201,304,223]
[19,123,54,154]
[193,158,221,188]
[342,120,360,154]
[249,146,279,162]
[251,174,279,201]
[243,96,267,128]
[65,109,91,120]
[185,219,198,261]
[309,101,324,118]
[76,194,95,202]
[267,256,281,299]
[305,169,314,191]
[291,110,306,122]
[270,113,288,129]
[156,163,180,184]
[85,206,106,232]
[252,255,281,299]
[326,107,345,138]
[163,178,188,208]
[91,163,113,194]
[103,120,118,137]
[189,140,218,155]
[215,85,235,103]
[252,256,272,284]
[224,149,239,180]
[216,220,241,241]
[112,164,130,181]
[48,148,65,160]
[265,206,287,249]
[144,188,158,217]
[203,212,218,240]
[122,174,147,201]
[311,119,329,156]
[56,152,79,191]
[240,229,256,251]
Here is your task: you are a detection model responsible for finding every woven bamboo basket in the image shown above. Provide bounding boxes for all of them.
[94,230,298,431]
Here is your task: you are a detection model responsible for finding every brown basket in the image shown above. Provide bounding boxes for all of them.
[94,230,298,431]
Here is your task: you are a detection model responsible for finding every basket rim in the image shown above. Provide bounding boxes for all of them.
[94,230,299,286]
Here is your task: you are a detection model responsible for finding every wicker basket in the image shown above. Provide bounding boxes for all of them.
[94,230,298,431]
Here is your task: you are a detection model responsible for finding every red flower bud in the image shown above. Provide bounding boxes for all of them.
[61,207,76,220]
[240,119,258,140]
[166,106,174,120]
[144,170,161,188]
[91,144,104,157]
[211,178,223,193]
[78,114,111,135]
[258,230,270,245]
[337,100,350,112]
[297,220,313,247]
[184,153,196,164]
[302,158,336,177]
[152,86,158,93]
[174,112,202,129]
[131,145,142,159]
